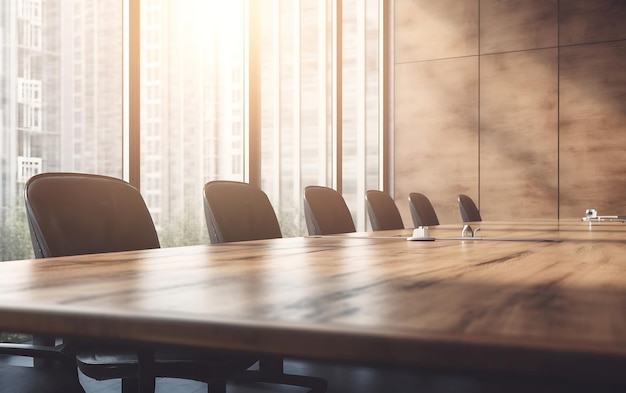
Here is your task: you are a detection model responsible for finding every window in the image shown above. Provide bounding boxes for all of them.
[17,0,43,50]
[16,78,42,104]
[1,0,123,262]
[341,0,383,230]
[16,156,42,183]
[17,0,42,23]
[138,0,386,243]
[140,0,246,246]
[1,0,388,256]
[259,0,384,235]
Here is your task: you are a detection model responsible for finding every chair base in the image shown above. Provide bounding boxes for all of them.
[235,358,327,393]
[77,347,257,393]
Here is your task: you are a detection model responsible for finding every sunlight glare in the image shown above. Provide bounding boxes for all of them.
[182,0,245,50]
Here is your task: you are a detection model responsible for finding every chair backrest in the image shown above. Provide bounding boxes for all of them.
[303,186,356,235]
[408,193,440,227]
[24,172,160,258]
[458,194,482,222]
[365,190,404,231]
[203,180,282,244]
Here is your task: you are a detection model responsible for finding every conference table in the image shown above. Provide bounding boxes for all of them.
[1,219,626,389]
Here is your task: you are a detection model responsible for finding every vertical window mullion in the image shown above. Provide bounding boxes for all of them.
[245,0,262,186]
[317,1,330,186]
[356,0,366,229]
[379,0,391,194]
[332,0,342,192]
[123,0,130,182]
[293,0,302,208]
[271,0,281,200]
[127,0,140,188]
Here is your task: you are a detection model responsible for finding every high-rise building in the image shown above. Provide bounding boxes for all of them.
[2,0,55,211]
[0,0,123,260]
[139,0,244,240]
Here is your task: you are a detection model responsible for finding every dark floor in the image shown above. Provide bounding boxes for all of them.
[0,355,492,393]
[76,360,626,393]
[0,354,470,393]
[76,359,483,393]
[3,355,624,393]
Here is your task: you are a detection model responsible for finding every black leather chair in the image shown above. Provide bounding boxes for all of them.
[0,342,85,393]
[303,186,356,235]
[365,190,404,231]
[458,194,482,222]
[408,193,440,227]
[203,180,327,393]
[203,180,282,243]
[24,172,256,393]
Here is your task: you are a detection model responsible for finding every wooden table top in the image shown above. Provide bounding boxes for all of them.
[1,219,626,382]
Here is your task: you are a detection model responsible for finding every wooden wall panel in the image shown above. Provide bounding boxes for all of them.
[394,58,479,225]
[395,0,478,63]
[480,49,558,220]
[394,0,626,224]
[560,0,626,45]
[479,0,557,54]
[559,41,626,218]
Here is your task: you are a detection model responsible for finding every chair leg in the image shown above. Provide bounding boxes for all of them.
[121,377,155,393]
[207,380,226,393]
[137,349,156,393]
[258,372,327,393]
[33,334,56,369]
[121,378,139,393]
[139,377,156,393]
[251,358,328,393]
[259,357,283,378]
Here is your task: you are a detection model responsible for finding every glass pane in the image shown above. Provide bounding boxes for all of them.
[260,0,382,235]
[140,0,245,246]
[0,0,123,263]
[260,0,334,237]
[342,0,381,231]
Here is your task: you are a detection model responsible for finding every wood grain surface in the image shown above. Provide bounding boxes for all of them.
[1,220,626,383]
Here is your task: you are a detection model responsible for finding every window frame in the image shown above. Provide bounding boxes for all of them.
[123,0,391,228]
